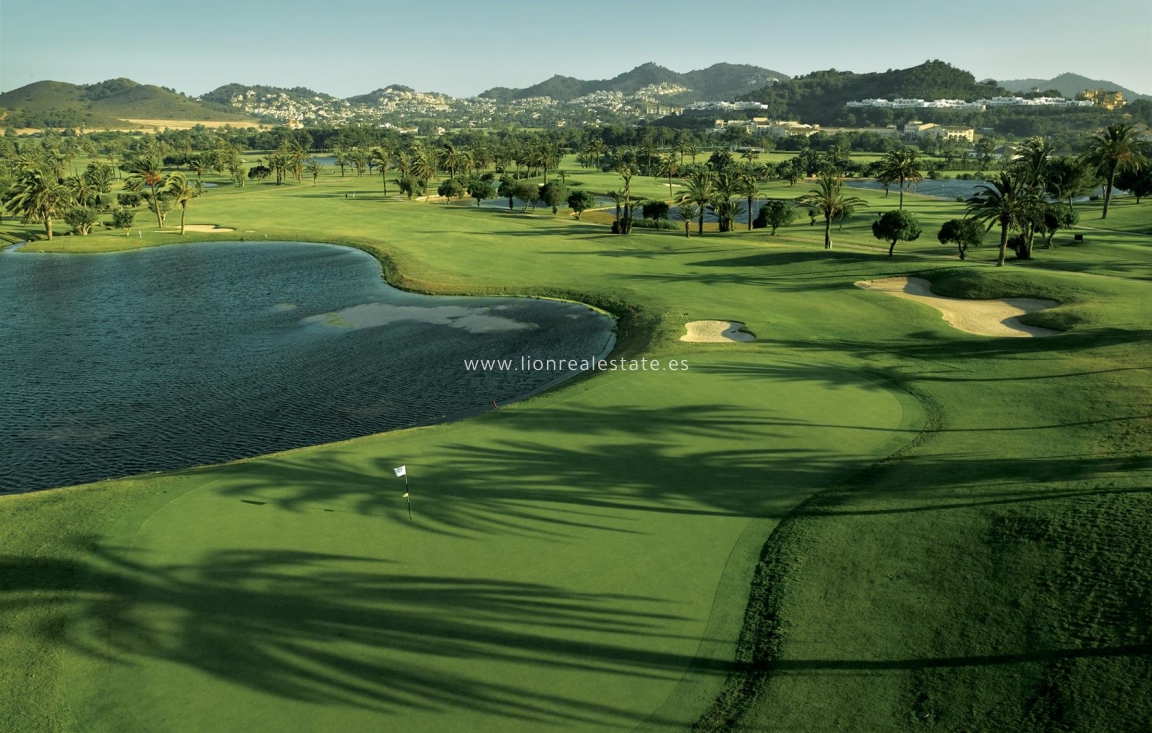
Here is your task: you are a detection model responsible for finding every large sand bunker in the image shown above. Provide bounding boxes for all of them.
[163,224,236,233]
[855,277,1058,337]
[681,320,754,342]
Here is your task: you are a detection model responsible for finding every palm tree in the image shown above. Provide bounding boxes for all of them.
[677,202,700,238]
[1014,136,1055,187]
[966,172,1030,266]
[2,166,71,240]
[188,155,209,182]
[658,154,680,197]
[735,171,761,230]
[164,172,202,235]
[795,172,869,249]
[1080,123,1149,219]
[678,170,714,235]
[438,142,461,181]
[875,148,923,209]
[304,159,324,187]
[122,155,167,227]
[370,147,391,195]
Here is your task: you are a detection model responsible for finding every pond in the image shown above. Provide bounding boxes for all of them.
[0,242,615,493]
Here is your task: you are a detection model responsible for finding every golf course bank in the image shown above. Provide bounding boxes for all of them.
[1,149,1150,733]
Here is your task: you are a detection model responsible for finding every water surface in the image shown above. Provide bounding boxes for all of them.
[0,242,614,493]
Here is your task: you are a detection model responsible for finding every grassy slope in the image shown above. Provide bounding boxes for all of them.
[1,163,1150,732]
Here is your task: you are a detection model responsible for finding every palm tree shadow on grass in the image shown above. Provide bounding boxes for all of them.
[1,546,724,725]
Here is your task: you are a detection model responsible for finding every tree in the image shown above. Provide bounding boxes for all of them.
[64,206,99,235]
[568,190,596,219]
[795,172,868,249]
[658,154,680,197]
[2,166,71,240]
[1081,123,1149,219]
[871,209,922,257]
[370,148,391,195]
[937,218,984,260]
[777,161,800,187]
[122,155,166,226]
[512,180,538,211]
[466,177,495,207]
[677,202,699,238]
[755,200,796,235]
[1014,136,1054,188]
[164,172,202,236]
[304,159,324,186]
[189,154,209,182]
[874,148,923,210]
[679,170,713,234]
[497,176,516,210]
[1116,166,1152,204]
[1046,156,1096,209]
[641,200,670,221]
[538,182,567,214]
[966,172,1031,266]
[709,198,743,233]
[113,207,135,237]
[436,178,464,202]
[117,192,142,208]
[397,176,425,200]
[248,165,271,182]
[735,172,760,230]
[1039,204,1079,248]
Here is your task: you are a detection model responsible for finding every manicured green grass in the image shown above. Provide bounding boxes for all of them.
[2,165,1150,733]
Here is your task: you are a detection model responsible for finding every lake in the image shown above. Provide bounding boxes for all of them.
[0,242,614,493]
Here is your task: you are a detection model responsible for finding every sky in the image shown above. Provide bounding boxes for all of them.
[2,0,1150,98]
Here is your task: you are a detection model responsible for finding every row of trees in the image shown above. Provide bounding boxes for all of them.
[1,149,203,238]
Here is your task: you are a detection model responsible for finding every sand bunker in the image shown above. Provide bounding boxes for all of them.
[855,277,1058,337]
[681,320,754,343]
[182,224,235,233]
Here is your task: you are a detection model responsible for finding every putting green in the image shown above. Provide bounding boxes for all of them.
[60,351,911,733]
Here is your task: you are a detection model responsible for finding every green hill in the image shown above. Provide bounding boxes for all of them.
[0,78,254,128]
[739,60,1007,123]
[199,83,338,107]
[999,72,1150,102]
[479,62,789,103]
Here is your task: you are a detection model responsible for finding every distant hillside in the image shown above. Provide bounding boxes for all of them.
[999,72,1150,101]
[199,83,338,106]
[480,62,789,103]
[0,78,254,128]
[739,60,1007,123]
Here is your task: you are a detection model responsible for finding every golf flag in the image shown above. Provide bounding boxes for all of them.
[403,492,409,498]
[393,466,406,477]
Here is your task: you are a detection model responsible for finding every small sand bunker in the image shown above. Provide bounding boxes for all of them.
[681,320,754,343]
[855,277,1058,338]
[167,224,235,233]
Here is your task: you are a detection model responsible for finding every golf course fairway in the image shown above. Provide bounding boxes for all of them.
[2,165,1150,732]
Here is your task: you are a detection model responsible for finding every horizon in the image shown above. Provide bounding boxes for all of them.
[3,61,1150,101]
[2,0,1150,98]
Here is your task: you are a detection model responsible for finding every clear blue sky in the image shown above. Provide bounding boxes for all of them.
[2,0,1149,97]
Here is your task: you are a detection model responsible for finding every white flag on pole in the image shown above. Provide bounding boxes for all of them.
[393,465,406,477]
[403,492,410,498]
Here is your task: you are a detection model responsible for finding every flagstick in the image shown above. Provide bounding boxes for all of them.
[404,474,411,520]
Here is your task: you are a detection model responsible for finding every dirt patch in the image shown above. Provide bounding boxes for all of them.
[681,320,754,343]
[855,276,1058,337]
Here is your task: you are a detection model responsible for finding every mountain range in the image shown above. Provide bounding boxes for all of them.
[477,62,789,103]
[1,63,1147,130]
[998,72,1150,101]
